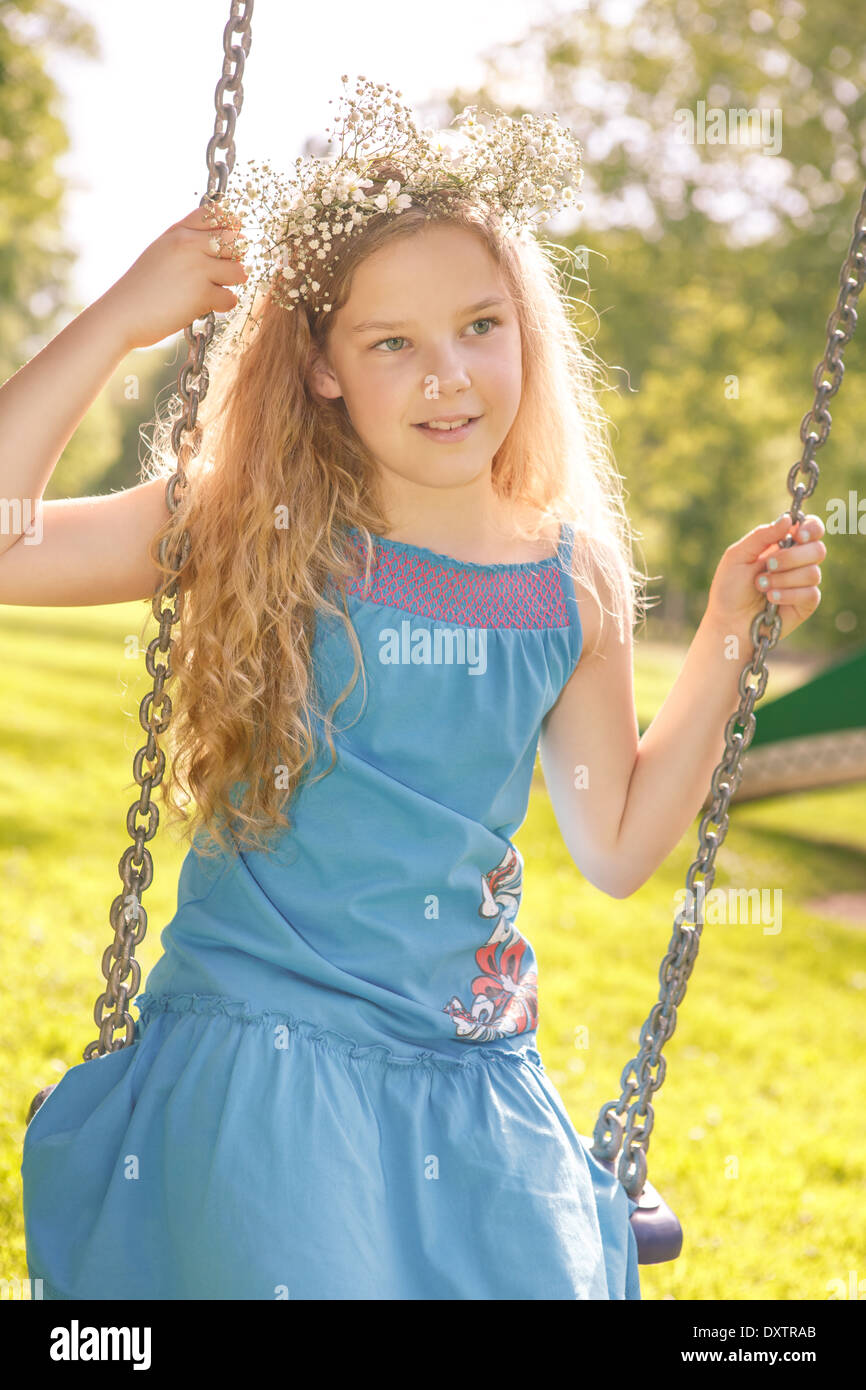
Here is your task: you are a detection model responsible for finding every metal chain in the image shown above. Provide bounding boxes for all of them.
[590,183,866,1199]
[81,0,255,1062]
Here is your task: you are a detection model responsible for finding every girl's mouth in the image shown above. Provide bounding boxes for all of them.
[413,417,480,442]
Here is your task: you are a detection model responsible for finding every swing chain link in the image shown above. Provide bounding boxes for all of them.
[590,181,866,1200]
[77,0,255,1064]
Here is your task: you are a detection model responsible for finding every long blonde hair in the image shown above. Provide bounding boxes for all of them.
[140,186,652,862]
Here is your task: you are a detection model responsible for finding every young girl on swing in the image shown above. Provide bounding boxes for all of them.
[7,76,825,1300]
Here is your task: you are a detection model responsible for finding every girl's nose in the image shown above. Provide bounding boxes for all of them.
[421,351,472,395]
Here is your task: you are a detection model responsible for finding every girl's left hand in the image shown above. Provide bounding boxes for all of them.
[706,511,826,643]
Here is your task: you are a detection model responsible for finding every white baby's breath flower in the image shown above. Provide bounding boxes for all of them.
[218,74,583,313]
[373,179,412,212]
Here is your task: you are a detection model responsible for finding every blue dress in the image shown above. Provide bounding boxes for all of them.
[21,522,641,1300]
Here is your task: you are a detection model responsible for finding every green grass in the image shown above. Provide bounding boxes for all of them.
[1,602,864,1301]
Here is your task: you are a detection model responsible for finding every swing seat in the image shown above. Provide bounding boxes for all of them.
[629,1177,684,1264]
[595,1154,683,1264]
[26,1085,56,1127]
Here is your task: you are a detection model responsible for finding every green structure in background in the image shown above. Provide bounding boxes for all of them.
[729,644,866,802]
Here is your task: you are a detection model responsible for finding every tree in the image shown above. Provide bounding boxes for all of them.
[0,1,98,374]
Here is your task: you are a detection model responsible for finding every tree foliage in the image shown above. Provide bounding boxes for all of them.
[0,1,98,373]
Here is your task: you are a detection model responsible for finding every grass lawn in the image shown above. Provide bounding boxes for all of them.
[1,600,864,1301]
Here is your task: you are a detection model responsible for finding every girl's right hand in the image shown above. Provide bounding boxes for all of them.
[107,205,250,351]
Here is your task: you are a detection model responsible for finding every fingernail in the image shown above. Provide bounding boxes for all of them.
[770,590,781,601]
[767,557,778,570]
[800,528,810,541]
[758,575,769,588]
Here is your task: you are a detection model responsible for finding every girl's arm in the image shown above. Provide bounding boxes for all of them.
[599,608,764,896]
[540,515,826,897]
[539,555,640,899]
[0,476,175,606]
[0,202,247,578]
[0,292,133,560]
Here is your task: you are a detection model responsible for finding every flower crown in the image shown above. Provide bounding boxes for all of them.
[206,73,584,323]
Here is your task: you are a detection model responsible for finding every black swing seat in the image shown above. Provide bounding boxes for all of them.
[595,1155,684,1264]
[26,1085,56,1127]
[629,1178,684,1264]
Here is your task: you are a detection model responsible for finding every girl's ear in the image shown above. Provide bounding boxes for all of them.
[307,347,343,402]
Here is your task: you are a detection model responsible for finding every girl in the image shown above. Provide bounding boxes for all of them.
[8,78,825,1301]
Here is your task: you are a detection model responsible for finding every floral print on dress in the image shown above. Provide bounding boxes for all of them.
[442,844,539,1042]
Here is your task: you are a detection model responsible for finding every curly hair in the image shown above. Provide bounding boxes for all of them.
[138,179,653,862]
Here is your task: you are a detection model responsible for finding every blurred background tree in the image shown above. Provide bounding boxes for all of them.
[0,0,91,378]
[0,0,184,500]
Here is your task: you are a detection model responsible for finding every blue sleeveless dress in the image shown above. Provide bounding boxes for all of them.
[21,522,641,1300]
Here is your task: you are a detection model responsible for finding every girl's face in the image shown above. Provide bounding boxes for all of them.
[309,223,522,516]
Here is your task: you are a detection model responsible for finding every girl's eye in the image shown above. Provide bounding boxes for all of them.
[469,316,500,335]
[371,317,501,352]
